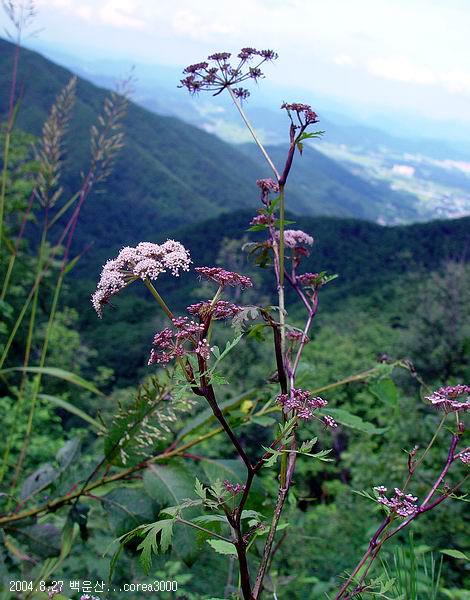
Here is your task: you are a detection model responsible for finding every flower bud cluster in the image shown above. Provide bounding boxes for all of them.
[187,300,242,320]
[374,486,419,518]
[281,102,319,126]
[148,318,205,365]
[277,388,336,425]
[195,266,252,288]
[223,480,246,494]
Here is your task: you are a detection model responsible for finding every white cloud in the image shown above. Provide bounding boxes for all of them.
[98,0,145,30]
[441,70,470,94]
[368,55,470,97]
[334,54,354,67]
[171,9,230,42]
[368,56,437,85]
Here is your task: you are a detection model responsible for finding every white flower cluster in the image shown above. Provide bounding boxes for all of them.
[91,240,191,317]
[278,229,314,248]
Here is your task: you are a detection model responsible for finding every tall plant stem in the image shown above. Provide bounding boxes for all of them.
[1,188,35,301]
[0,41,21,258]
[227,87,279,180]
[13,269,65,486]
[0,221,48,483]
[143,278,174,320]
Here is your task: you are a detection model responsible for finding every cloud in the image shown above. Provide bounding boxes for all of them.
[98,0,146,30]
[368,56,437,85]
[171,9,230,42]
[334,54,354,67]
[441,70,470,95]
[368,55,470,97]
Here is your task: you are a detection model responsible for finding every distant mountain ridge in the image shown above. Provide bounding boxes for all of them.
[0,36,430,258]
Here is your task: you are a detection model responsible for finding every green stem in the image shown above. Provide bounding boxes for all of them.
[227,86,280,180]
[13,271,65,486]
[176,517,231,542]
[0,130,11,258]
[0,226,49,482]
[143,278,174,321]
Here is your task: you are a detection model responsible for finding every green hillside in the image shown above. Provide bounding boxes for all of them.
[240,143,420,222]
[71,210,470,383]
[1,37,422,256]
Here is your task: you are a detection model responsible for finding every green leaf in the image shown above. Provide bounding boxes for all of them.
[210,334,243,369]
[103,488,156,536]
[1,367,103,395]
[39,394,104,432]
[206,539,238,556]
[441,549,469,560]
[144,463,195,506]
[319,408,387,435]
[370,377,398,406]
[135,519,176,574]
[200,458,245,486]
[56,438,81,471]
[192,514,227,525]
[20,464,59,500]
[144,463,198,563]
[194,478,206,500]
[176,390,254,441]
[13,523,61,559]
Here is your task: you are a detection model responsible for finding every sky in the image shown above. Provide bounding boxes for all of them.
[3,0,470,129]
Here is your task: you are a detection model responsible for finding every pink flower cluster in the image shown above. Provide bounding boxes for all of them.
[180,48,278,99]
[250,213,275,227]
[374,486,419,518]
[459,450,470,465]
[148,317,205,365]
[92,240,191,317]
[256,178,280,194]
[281,102,319,126]
[195,266,252,288]
[286,329,309,344]
[223,480,246,495]
[277,388,336,425]
[425,385,470,412]
[278,229,314,249]
[187,300,242,320]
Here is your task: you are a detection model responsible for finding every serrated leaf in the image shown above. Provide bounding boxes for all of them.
[144,463,198,563]
[206,539,238,556]
[194,478,206,500]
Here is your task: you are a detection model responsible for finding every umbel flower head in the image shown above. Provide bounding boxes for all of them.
[179,48,278,99]
[195,266,252,288]
[92,240,191,317]
[281,102,319,127]
[425,385,470,412]
[374,486,419,518]
[277,388,336,425]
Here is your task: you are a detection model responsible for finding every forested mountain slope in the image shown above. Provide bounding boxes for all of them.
[1,37,423,255]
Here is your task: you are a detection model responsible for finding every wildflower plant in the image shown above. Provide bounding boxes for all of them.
[0,30,468,600]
